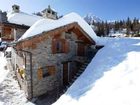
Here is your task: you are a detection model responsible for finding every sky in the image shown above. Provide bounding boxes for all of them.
[0,0,140,21]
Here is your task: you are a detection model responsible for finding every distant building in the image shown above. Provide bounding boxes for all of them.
[0,8,29,41]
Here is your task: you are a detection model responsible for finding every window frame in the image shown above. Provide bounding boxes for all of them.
[38,65,56,79]
[52,38,69,54]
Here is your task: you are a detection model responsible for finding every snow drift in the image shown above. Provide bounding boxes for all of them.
[53,38,140,105]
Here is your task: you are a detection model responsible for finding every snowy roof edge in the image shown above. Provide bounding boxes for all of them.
[18,12,98,42]
[17,22,95,44]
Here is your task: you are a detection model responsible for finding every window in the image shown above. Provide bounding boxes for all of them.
[52,39,69,54]
[47,66,56,75]
[52,11,55,15]
[77,43,85,56]
[66,31,71,34]
[37,66,56,79]
[65,32,72,39]
[15,7,19,10]
[56,40,63,53]
[47,10,51,13]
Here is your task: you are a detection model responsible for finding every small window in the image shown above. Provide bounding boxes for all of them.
[42,66,49,78]
[48,66,56,75]
[52,11,55,15]
[47,10,51,13]
[56,41,63,53]
[52,39,69,54]
[15,7,19,10]
[66,31,71,34]
[38,66,56,79]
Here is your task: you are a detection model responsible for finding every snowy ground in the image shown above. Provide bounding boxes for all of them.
[0,52,29,105]
[0,37,140,105]
[53,38,140,105]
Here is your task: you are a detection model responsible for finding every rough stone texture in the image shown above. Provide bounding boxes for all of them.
[0,11,7,22]
[11,48,32,99]
[29,32,77,97]
[13,31,94,99]
[15,28,27,40]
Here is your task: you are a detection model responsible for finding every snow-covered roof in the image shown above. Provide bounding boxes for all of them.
[18,12,98,42]
[7,11,43,26]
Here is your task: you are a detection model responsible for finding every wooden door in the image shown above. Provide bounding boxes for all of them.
[63,63,69,86]
[77,43,85,56]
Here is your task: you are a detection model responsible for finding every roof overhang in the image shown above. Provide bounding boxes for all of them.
[15,22,96,49]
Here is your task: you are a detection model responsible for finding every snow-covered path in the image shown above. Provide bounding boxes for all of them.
[0,52,28,105]
[53,38,140,105]
[0,53,9,84]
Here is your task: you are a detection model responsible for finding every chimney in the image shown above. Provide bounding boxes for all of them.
[42,5,58,20]
[12,4,20,13]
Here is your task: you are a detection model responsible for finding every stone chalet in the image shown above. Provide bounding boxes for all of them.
[8,5,100,101]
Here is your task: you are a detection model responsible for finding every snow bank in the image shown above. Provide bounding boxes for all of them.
[18,12,98,42]
[0,52,29,105]
[7,11,43,26]
[53,38,140,105]
[5,47,12,52]
[0,52,9,83]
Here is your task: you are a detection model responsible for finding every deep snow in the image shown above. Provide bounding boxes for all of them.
[53,38,140,105]
[0,52,32,105]
[0,53,9,84]
[0,38,140,105]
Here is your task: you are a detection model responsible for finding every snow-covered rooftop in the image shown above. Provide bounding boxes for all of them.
[18,12,98,42]
[7,11,43,26]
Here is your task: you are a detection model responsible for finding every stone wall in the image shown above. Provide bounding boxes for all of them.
[16,28,27,40]
[26,32,78,97]
[11,48,32,99]
[0,11,7,22]
[14,31,94,98]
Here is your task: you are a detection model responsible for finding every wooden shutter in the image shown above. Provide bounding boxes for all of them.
[77,43,85,56]
[64,40,69,53]
[37,68,43,80]
[48,66,56,75]
[62,39,69,53]
[52,39,56,54]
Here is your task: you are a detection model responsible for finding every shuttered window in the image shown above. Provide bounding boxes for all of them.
[37,66,56,79]
[77,43,85,56]
[52,39,69,54]
[48,66,56,75]
[37,67,43,80]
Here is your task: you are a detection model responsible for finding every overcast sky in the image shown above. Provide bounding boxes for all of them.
[0,0,140,21]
